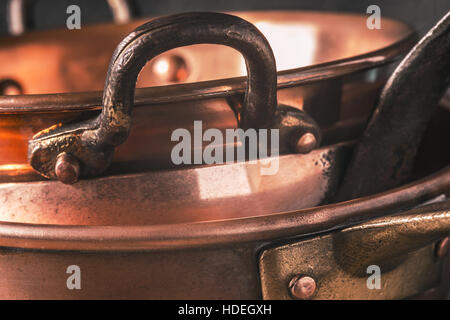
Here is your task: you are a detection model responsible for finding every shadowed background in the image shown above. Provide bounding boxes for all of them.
[0,0,448,37]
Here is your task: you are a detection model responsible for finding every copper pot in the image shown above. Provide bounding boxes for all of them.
[0,11,416,224]
[0,10,449,299]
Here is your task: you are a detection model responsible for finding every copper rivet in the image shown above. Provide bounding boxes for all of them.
[436,237,450,258]
[295,132,317,154]
[0,79,22,95]
[55,152,80,185]
[289,275,317,300]
[152,55,189,82]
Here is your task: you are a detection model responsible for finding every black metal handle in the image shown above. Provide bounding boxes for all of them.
[336,11,450,201]
[28,12,277,183]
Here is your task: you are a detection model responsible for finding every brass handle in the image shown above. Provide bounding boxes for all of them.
[260,199,450,299]
[333,200,450,275]
[28,12,278,183]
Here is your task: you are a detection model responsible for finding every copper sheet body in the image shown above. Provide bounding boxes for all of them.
[0,166,448,299]
[0,11,415,180]
[0,11,417,224]
[0,11,445,300]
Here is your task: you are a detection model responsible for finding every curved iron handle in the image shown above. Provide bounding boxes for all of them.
[28,12,277,183]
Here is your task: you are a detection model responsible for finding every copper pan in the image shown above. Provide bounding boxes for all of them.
[0,11,416,223]
[1,10,449,299]
[0,11,415,178]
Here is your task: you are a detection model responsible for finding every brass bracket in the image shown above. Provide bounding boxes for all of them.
[259,200,450,299]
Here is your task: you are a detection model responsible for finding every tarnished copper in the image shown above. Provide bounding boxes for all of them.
[28,12,281,181]
[0,142,354,225]
[333,201,450,275]
[0,10,448,300]
[0,167,447,299]
[0,11,416,183]
[260,201,450,300]
[0,164,448,251]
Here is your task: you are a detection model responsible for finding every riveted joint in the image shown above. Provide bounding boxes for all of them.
[271,105,321,154]
[55,152,80,184]
[289,275,317,300]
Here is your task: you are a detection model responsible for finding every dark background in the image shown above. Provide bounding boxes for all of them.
[0,0,449,37]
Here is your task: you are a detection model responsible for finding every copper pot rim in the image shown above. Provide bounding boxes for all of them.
[0,165,448,252]
[0,14,416,114]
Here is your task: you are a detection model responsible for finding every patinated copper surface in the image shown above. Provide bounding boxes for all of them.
[0,11,416,182]
[28,12,281,181]
[0,166,448,299]
[0,11,415,94]
[0,164,448,251]
[260,201,450,300]
[0,10,448,300]
[0,143,350,225]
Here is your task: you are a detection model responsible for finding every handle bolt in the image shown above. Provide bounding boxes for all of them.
[55,152,80,185]
[289,275,317,299]
[293,132,318,154]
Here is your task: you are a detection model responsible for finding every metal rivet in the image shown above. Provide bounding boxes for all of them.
[0,79,22,95]
[152,55,189,83]
[435,237,450,258]
[289,275,317,300]
[294,132,317,154]
[55,152,80,185]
